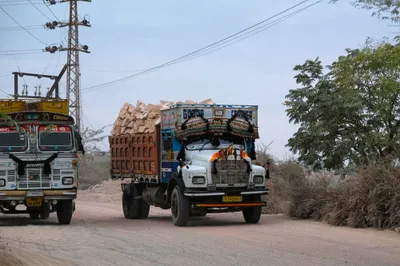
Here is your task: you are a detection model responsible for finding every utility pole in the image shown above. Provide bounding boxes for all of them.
[12,64,67,100]
[43,0,91,132]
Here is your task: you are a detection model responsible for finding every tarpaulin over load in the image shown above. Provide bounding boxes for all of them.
[161,103,259,139]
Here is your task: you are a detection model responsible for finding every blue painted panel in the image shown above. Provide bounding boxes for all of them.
[161,161,180,183]
[246,138,254,154]
[171,135,182,153]
[161,129,182,152]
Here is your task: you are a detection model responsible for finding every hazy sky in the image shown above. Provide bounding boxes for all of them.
[0,0,396,158]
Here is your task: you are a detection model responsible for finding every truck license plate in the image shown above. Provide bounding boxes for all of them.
[26,197,43,207]
[222,196,242,202]
[26,191,44,197]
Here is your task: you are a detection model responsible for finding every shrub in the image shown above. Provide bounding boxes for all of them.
[264,160,400,229]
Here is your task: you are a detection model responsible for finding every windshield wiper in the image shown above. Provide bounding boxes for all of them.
[198,140,211,151]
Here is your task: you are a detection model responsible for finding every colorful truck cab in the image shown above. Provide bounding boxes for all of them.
[0,99,84,224]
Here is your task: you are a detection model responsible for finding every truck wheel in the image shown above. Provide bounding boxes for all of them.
[57,200,73,225]
[40,202,50,219]
[139,200,150,219]
[170,186,190,226]
[29,213,40,219]
[122,184,148,219]
[242,195,262,224]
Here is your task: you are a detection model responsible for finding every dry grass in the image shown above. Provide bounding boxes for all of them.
[263,161,400,229]
[76,153,400,229]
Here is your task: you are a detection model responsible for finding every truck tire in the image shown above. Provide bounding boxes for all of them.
[29,213,40,219]
[122,184,139,219]
[139,200,150,219]
[242,195,262,224]
[40,202,50,219]
[122,184,150,219]
[57,200,73,225]
[171,186,190,226]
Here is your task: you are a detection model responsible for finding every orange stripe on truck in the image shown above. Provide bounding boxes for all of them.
[195,203,265,207]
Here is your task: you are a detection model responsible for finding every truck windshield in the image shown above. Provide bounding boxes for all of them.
[38,125,73,151]
[186,138,245,151]
[0,127,28,152]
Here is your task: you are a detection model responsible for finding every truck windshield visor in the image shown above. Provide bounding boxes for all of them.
[0,126,28,152]
[186,138,244,151]
[38,125,73,151]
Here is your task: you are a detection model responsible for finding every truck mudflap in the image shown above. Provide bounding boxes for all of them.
[0,189,77,201]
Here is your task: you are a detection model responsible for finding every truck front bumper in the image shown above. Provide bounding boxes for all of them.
[184,187,270,197]
[0,189,77,201]
[184,188,269,209]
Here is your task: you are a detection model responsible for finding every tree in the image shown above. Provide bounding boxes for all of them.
[255,141,274,166]
[284,38,400,170]
[331,0,400,22]
[80,126,108,153]
[77,125,109,166]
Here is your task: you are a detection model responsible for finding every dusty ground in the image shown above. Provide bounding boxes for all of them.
[1,180,399,266]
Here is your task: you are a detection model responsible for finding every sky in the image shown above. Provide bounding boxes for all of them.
[0,0,397,159]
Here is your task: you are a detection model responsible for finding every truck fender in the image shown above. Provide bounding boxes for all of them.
[166,172,185,202]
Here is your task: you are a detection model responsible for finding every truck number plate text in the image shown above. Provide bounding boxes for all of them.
[222,196,243,203]
[26,197,43,207]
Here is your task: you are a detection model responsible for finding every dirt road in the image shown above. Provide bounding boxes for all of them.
[1,199,400,266]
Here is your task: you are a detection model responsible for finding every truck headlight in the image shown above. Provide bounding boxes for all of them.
[0,178,5,187]
[62,177,74,185]
[192,176,205,184]
[253,175,263,184]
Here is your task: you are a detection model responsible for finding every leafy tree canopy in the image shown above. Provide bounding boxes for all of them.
[331,0,400,22]
[284,38,400,170]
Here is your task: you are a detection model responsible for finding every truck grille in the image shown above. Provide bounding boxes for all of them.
[0,170,16,183]
[7,170,16,182]
[18,168,51,189]
[52,169,61,182]
[211,160,249,185]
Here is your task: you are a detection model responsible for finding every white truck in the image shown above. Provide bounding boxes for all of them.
[0,99,84,224]
[110,103,270,226]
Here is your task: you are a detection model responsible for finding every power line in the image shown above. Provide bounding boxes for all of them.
[0,25,43,31]
[0,51,43,56]
[82,0,318,93]
[28,0,63,83]
[0,49,42,52]
[0,6,48,45]
[28,0,52,21]
[84,1,321,81]
[52,2,69,77]
[0,88,12,97]
[186,1,322,60]
[86,68,148,74]
[11,54,27,85]
[41,0,69,34]
[0,2,43,7]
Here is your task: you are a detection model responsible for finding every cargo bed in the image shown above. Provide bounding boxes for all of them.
[109,125,161,182]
